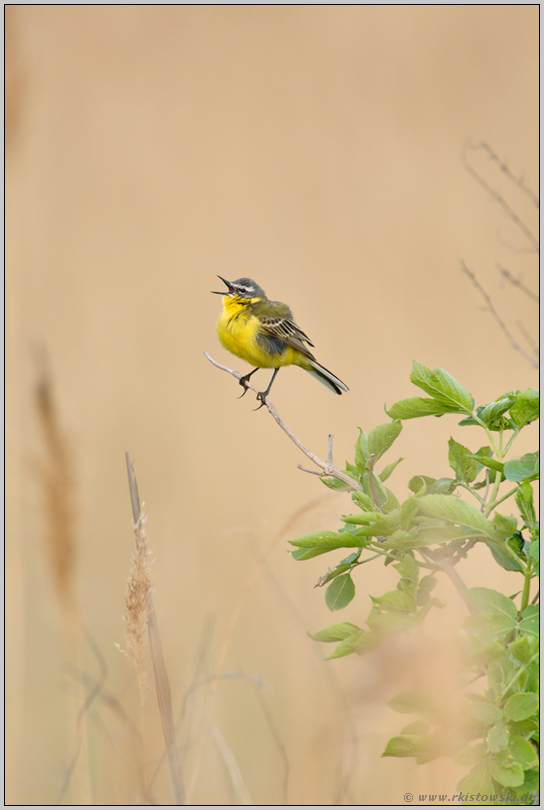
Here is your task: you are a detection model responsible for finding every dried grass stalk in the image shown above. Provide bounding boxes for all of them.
[125,453,186,805]
[34,365,78,638]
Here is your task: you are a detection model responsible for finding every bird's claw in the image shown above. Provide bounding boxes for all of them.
[238,376,251,398]
[253,392,268,411]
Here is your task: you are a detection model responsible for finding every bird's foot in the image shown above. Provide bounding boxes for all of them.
[253,391,268,411]
[237,372,254,398]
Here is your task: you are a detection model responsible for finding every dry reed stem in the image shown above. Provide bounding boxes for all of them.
[125,453,186,805]
[34,365,78,639]
[34,362,95,804]
[124,515,152,693]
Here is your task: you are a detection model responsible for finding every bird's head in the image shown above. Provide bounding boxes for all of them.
[211,276,266,301]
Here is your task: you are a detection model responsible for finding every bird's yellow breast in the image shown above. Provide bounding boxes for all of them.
[216,297,299,369]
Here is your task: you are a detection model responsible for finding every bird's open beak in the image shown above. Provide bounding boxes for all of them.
[211,275,234,295]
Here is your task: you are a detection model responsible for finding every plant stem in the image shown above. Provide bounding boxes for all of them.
[483,471,504,518]
[501,653,539,699]
[520,565,533,613]
[502,428,521,457]
[486,485,519,512]
[457,481,487,509]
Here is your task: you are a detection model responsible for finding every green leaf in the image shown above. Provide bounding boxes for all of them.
[325,573,355,611]
[454,743,487,767]
[464,613,517,644]
[362,470,388,507]
[370,589,415,613]
[504,693,539,722]
[486,538,525,573]
[410,361,474,412]
[477,396,518,426]
[393,552,419,582]
[488,719,510,752]
[386,397,453,420]
[515,480,537,532]
[457,764,495,799]
[321,475,356,491]
[509,635,533,665]
[509,389,539,428]
[528,539,539,569]
[519,605,539,640]
[400,720,429,736]
[367,420,402,462]
[354,428,369,474]
[310,621,363,643]
[326,627,378,659]
[379,456,404,482]
[466,697,503,725]
[469,452,505,474]
[382,735,421,758]
[388,691,434,714]
[428,477,458,494]
[491,512,518,540]
[351,491,376,512]
[463,588,518,619]
[508,735,538,768]
[381,528,429,549]
[342,511,378,525]
[417,575,437,605]
[490,754,525,788]
[316,556,359,587]
[504,453,539,482]
[467,640,507,667]
[408,475,436,494]
[289,530,361,559]
[448,438,479,483]
[381,487,400,514]
[416,494,494,538]
[400,498,420,528]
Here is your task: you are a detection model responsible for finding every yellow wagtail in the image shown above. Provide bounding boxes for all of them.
[212,276,349,405]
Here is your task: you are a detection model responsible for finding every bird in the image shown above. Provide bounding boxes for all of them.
[212,276,348,406]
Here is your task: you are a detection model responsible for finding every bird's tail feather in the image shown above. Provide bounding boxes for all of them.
[305,361,349,395]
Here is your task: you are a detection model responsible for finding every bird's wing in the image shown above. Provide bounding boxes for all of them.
[260,316,316,354]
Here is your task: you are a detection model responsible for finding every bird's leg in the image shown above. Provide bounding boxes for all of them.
[255,368,280,410]
[238,367,260,398]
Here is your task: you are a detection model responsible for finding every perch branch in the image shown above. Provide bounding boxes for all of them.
[204,352,361,491]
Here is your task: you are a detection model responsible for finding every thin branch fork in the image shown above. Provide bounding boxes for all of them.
[461,140,539,253]
[204,352,361,491]
[461,261,539,369]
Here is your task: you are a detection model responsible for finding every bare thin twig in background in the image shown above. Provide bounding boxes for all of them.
[497,264,539,303]
[460,261,539,369]
[125,453,186,806]
[204,351,361,491]
[466,140,539,210]
[461,140,539,252]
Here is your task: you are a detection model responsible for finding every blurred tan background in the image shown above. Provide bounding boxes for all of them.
[6,6,538,805]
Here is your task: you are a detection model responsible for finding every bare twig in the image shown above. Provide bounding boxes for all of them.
[125,454,186,806]
[460,262,539,369]
[497,264,539,303]
[467,141,539,210]
[204,352,361,491]
[462,141,539,252]
[516,320,540,360]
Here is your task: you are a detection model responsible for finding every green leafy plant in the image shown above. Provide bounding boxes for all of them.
[289,362,539,805]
